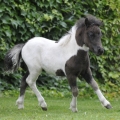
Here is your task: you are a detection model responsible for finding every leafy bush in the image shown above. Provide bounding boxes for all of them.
[0,0,120,98]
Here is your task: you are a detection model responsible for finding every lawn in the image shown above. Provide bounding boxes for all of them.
[0,92,120,120]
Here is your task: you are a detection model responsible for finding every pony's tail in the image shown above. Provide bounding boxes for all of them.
[4,44,25,73]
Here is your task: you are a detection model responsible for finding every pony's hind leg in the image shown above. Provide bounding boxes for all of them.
[26,70,47,111]
[16,71,29,109]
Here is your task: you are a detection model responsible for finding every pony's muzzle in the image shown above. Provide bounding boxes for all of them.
[93,47,104,56]
[97,47,104,56]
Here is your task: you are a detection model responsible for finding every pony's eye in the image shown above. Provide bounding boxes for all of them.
[97,32,102,37]
[88,32,94,37]
[97,32,100,35]
[98,32,102,36]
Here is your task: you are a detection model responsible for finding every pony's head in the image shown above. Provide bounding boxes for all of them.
[76,15,104,56]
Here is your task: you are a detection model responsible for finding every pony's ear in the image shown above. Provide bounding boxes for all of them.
[85,18,91,28]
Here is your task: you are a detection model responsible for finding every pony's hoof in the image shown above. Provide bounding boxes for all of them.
[101,100,112,109]
[105,104,112,109]
[18,105,24,109]
[71,108,78,113]
[70,107,78,113]
[42,107,47,111]
[16,101,24,109]
[40,101,47,111]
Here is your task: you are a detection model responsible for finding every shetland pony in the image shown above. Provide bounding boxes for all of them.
[4,15,112,112]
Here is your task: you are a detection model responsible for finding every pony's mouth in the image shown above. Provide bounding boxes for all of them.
[91,47,104,56]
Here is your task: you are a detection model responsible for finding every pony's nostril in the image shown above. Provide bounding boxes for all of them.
[98,48,104,55]
[102,49,104,53]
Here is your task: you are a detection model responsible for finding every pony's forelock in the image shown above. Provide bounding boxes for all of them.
[76,15,102,28]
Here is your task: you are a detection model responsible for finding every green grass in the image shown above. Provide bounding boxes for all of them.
[0,92,120,120]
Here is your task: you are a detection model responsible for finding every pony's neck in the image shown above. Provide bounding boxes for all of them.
[57,33,71,46]
[57,25,88,51]
[58,25,77,47]
[75,25,86,47]
[69,25,89,52]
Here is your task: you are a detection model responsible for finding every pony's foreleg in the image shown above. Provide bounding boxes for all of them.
[16,71,29,109]
[67,75,78,112]
[26,71,47,111]
[81,68,112,109]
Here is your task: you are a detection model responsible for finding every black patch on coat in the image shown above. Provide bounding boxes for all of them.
[56,69,65,76]
[75,26,85,46]
[65,49,90,77]
[80,68,92,84]
[20,70,29,96]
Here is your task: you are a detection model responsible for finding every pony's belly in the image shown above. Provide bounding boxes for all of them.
[42,63,65,76]
[43,68,57,75]
[41,56,66,76]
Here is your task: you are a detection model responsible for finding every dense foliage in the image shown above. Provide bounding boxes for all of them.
[0,0,120,98]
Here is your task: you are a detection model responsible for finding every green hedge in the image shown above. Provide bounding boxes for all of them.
[0,0,120,98]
